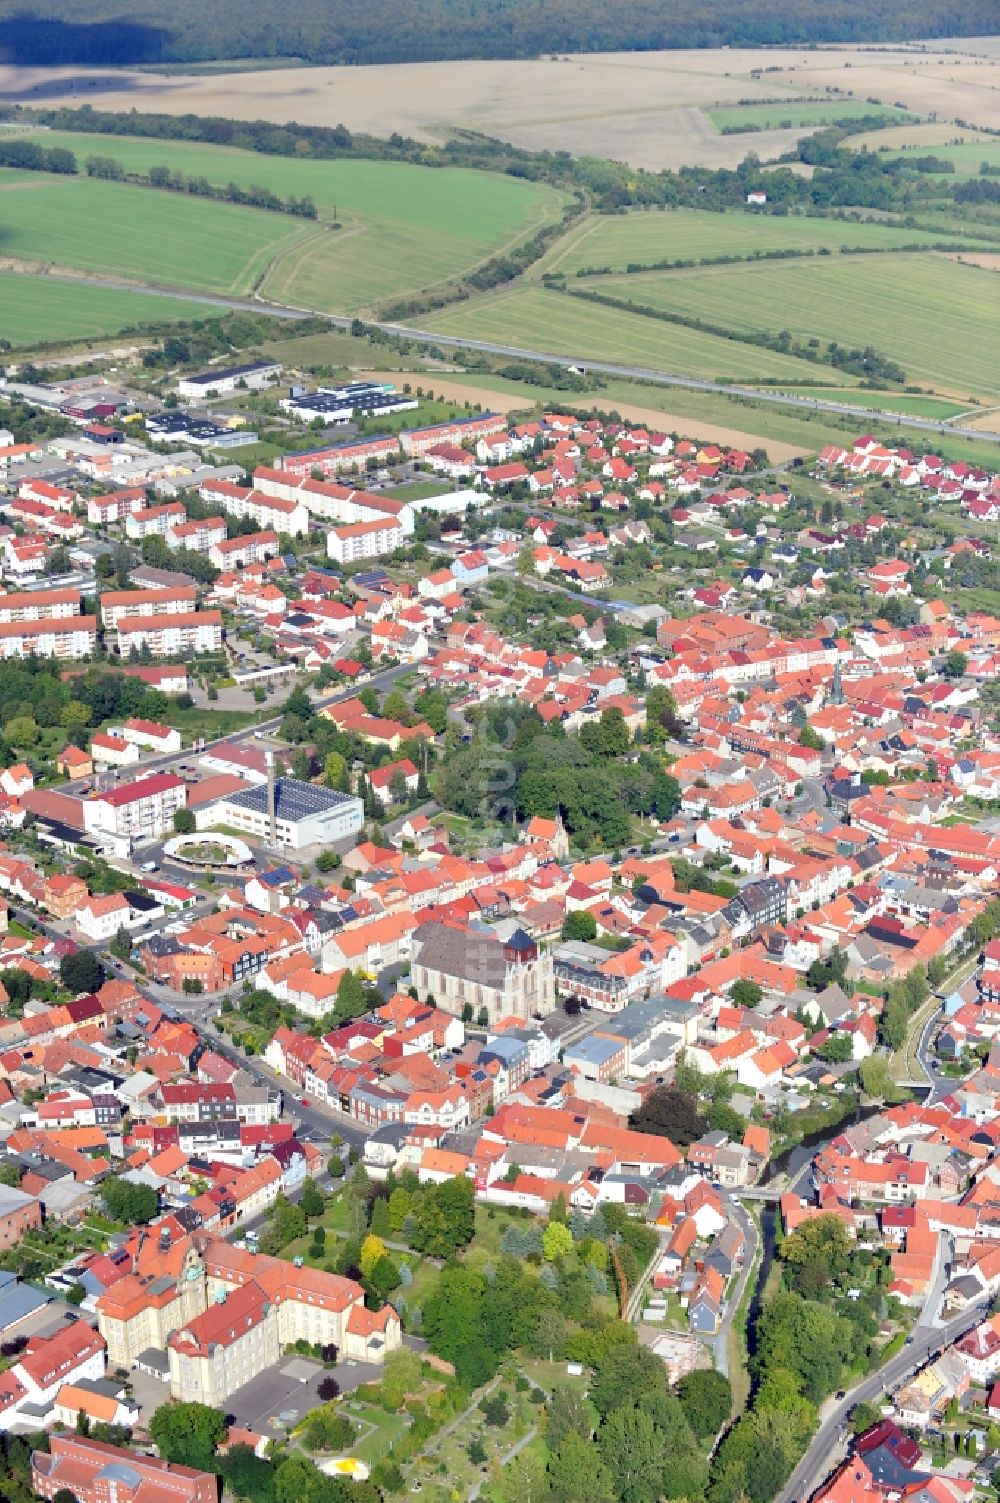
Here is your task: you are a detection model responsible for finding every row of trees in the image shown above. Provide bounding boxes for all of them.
[564,283,909,384]
[84,153,318,216]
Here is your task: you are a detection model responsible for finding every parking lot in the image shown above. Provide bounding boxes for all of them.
[223,1354,384,1438]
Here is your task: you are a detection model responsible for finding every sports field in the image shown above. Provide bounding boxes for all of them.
[6,129,566,313]
[0,274,216,345]
[589,254,1000,401]
[707,101,917,132]
[536,206,991,277]
[421,285,844,384]
[0,175,310,292]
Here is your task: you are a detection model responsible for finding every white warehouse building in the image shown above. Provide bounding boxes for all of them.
[206,777,364,851]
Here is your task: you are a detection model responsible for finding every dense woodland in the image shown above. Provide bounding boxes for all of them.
[0,0,991,66]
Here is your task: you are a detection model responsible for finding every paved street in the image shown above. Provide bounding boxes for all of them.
[776,1301,989,1503]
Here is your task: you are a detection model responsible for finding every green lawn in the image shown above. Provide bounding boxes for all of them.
[168,705,259,741]
[423,285,839,385]
[536,205,993,278]
[707,101,919,132]
[0,273,224,347]
[0,175,310,293]
[8,130,566,315]
[588,254,1000,401]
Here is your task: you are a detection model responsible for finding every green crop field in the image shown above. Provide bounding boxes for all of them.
[707,101,919,132]
[536,206,992,278]
[0,174,310,293]
[589,254,1000,401]
[0,274,218,346]
[770,388,971,419]
[6,129,566,313]
[422,285,849,385]
[875,140,1000,179]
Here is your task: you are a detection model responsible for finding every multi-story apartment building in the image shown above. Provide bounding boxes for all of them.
[209,531,280,570]
[0,586,80,623]
[327,516,405,564]
[165,515,228,554]
[115,610,223,657]
[199,479,309,537]
[82,772,187,854]
[125,502,187,539]
[99,586,198,628]
[87,487,148,526]
[0,615,98,660]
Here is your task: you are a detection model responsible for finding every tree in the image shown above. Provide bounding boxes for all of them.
[675,1368,732,1439]
[6,716,38,746]
[299,1403,354,1453]
[173,808,196,835]
[467,1438,487,1466]
[504,1451,547,1503]
[548,1431,614,1503]
[878,994,908,1052]
[590,1341,665,1420]
[335,970,367,1022]
[817,1033,854,1062]
[798,724,825,750]
[546,1386,592,1448]
[100,1178,158,1225]
[629,1086,707,1148]
[410,1174,475,1259]
[561,909,597,943]
[644,684,682,743]
[382,690,409,723]
[542,1221,574,1262]
[59,950,104,995]
[859,1054,897,1101]
[943,649,968,678]
[359,1234,386,1278]
[300,1177,325,1219]
[851,1401,884,1435]
[731,979,763,1008]
[324,751,349,791]
[150,1401,227,1469]
[219,1445,277,1503]
[317,1376,341,1402]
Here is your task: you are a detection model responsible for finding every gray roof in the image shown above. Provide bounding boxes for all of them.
[0,1272,51,1332]
[414,920,509,986]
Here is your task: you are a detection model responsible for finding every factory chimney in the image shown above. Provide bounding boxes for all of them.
[265,748,277,846]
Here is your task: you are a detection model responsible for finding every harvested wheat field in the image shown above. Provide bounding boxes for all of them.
[2,39,995,169]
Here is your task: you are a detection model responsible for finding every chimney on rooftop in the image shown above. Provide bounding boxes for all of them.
[265,748,276,846]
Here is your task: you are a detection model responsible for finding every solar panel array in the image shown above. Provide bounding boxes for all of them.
[225,777,358,823]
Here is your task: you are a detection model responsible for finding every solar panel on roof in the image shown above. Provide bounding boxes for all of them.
[225,777,357,823]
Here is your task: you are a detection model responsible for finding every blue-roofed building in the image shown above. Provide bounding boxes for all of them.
[563,1033,627,1083]
[0,1271,52,1336]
